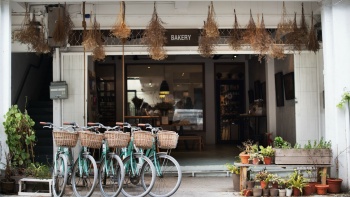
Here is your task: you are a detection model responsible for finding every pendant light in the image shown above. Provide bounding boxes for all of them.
[159,66,170,98]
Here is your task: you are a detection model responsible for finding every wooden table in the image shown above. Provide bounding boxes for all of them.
[234,163,331,191]
[124,116,160,126]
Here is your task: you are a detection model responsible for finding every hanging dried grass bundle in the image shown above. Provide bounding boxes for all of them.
[198,24,216,58]
[307,12,320,53]
[228,9,243,51]
[299,3,309,45]
[204,2,219,38]
[92,17,106,61]
[52,4,73,45]
[276,1,293,42]
[32,23,50,54]
[143,2,167,60]
[82,17,99,50]
[111,1,131,39]
[242,10,256,45]
[13,3,33,44]
[93,46,106,61]
[269,43,285,60]
[285,13,304,52]
[252,15,273,62]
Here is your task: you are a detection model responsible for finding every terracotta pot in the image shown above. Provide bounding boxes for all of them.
[240,153,250,164]
[307,182,318,194]
[271,182,279,189]
[232,174,240,192]
[263,156,272,164]
[260,180,268,189]
[326,178,343,193]
[242,189,253,196]
[303,184,313,196]
[315,184,329,195]
[252,158,260,165]
[252,188,262,197]
[292,187,301,196]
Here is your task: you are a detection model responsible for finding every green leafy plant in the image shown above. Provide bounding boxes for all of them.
[273,136,291,149]
[266,173,279,184]
[255,168,270,182]
[238,139,256,154]
[303,137,332,149]
[288,170,308,192]
[259,145,275,157]
[25,162,51,179]
[249,152,263,162]
[225,163,240,175]
[337,91,350,108]
[3,104,36,167]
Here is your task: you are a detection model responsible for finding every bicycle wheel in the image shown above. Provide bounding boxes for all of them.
[144,154,182,197]
[99,154,125,197]
[121,154,156,197]
[71,154,98,197]
[52,154,68,197]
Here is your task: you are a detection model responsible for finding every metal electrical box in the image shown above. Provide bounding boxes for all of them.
[50,81,68,99]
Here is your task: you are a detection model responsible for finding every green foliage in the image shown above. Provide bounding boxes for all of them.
[255,168,270,181]
[337,91,350,108]
[3,105,36,167]
[25,162,51,179]
[259,145,275,157]
[273,136,291,149]
[288,170,308,192]
[303,137,332,149]
[225,163,240,175]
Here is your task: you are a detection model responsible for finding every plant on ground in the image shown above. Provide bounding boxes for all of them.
[288,170,308,192]
[25,162,51,179]
[225,163,240,175]
[3,104,36,167]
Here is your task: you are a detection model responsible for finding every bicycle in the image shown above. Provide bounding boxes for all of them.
[70,122,101,197]
[138,123,182,197]
[40,122,79,197]
[86,122,126,197]
[116,122,156,197]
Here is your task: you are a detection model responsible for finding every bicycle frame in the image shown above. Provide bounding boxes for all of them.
[76,146,91,178]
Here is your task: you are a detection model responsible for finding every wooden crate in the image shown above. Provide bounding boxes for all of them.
[274,149,332,165]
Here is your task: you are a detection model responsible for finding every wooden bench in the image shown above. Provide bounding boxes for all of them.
[235,163,331,191]
[178,135,204,151]
[18,178,52,196]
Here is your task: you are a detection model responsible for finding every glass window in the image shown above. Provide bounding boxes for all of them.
[126,64,203,130]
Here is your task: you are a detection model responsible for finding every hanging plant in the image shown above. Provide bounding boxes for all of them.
[111,1,131,39]
[275,1,293,43]
[299,3,309,45]
[251,14,273,62]
[143,2,167,60]
[82,16,99,50]
[32,20,51,54]
[198,3,219,58]
[92,16,106,61]
[285,13,304,52]
[228,9,243,51]
[269,43,285,60]
[52,4,74,45]
[13,3,35,45]
[307,11,320,53]
[204,1,219,38]
[242,9,256,45]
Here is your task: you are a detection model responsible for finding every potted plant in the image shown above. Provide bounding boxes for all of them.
[288,170,307,196]
[154,101,174,124]
[225,163,240,192]
[252,186,262,197]
[259,145,275,164]
[23,162,51,193]
[255,168,270,189]
[249,152,263,165]
[3,105,36,167]
[0,152,15,194]
[237,139,255,164]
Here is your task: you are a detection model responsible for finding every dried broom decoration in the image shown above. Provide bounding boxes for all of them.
[276,1,293,43]
[299,3,309,45]
[93,46,106,61]
[228,9,243,51]
[251,15,273,62]
[242,9,256,45]
[307,12,320,53]
[285,13,304,52]
[13,3,33,44]
[269,43,285,60]
[204,1,219,38]
[198,22,216,58]
[82,16,99,50]
[52,4,74,45]
[143,2,167,60]
[32,23,50,54]
[92,16,106,61]
[111,1,131,39]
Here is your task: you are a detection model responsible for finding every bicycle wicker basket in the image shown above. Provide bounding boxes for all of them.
[157,131,179,149]
[104,131,131,148]
[79,131,104,149]
[133,131,154,149]
[53,130,79,147]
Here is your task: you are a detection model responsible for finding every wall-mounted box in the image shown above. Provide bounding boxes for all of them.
[50,81,68,99]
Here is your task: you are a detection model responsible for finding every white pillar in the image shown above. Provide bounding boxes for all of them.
[322,0,350,189]
[0,0,11,169]
[265,58,277,138]
[52,48,62,156]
